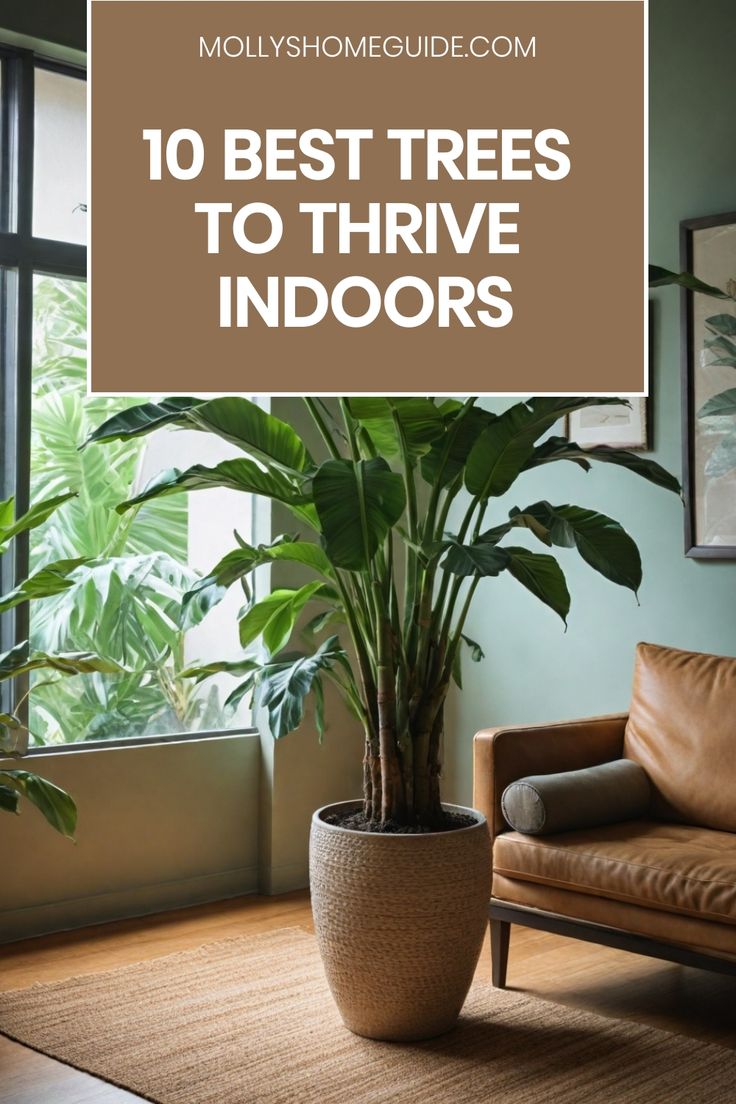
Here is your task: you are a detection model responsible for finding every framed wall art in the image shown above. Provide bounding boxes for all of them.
[681,211,736,558]
[567,397,649,450]
[567,304,653,450]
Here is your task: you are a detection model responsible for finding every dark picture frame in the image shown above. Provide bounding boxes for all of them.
[680,211,736,559]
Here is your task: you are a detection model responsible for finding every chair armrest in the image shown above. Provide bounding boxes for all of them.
[473,714,628,843]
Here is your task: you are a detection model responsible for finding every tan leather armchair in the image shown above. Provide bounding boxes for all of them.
[473,642,736,986]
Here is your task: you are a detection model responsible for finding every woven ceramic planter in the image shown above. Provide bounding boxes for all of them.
[309,799,491,1042]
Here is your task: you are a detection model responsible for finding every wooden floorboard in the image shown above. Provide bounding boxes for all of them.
[1,891,734,1103]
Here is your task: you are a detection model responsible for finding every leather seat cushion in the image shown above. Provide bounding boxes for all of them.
[624,642,736,832]
[492,874,736,958]
[493,820,736,925]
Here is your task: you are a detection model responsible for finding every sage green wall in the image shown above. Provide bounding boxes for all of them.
[0,735,260,940]
[443,0,736,806]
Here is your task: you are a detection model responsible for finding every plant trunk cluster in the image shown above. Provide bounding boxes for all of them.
[310,400,477,829]
[363,612,448,827]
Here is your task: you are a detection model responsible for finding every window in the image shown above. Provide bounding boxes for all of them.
[33,67,87,245]
[1,48,251,746]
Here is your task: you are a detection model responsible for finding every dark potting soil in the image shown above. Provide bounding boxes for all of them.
[323,809,477,834]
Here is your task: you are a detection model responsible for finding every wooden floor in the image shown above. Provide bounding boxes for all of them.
[2,891,734,1103]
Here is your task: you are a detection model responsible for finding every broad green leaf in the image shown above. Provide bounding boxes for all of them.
[84,396,312,475]
[30,384,188,565]
[699,389,736,419]
[256,539,332,576]
[224,675,258,712]
[312,458,406,570]
[238,582,337,655]
[0,642,125,681]
[0,784,20,814]
[347,398,444,460]
[117,461,313,515]
[480,511,553,547]
[465,399,623,500]
[437,399,465,416]
[312,675,326,741]
[705,431,736,478]
[0,496,14,530]
[179,578,229,630]
[464,405,538,499]
[512,502,642,593]
[257,635,348,738]
[32,554,193,675]
[0,491,77,550]
[0,557,86,614]
[182,538,333,627]
[524,435,592,473]
[81,397,203,446]
[525,440,681,494]
[420,405,497,487]
[0,711,27,757]
[0,769,77,838]
[0,641,31,680]
[24,651,125,678]
[185,397,312,473]
[648,266,730,299]
[504,546,571,625]
[304,608,345,635]
[576,447,681,494]
[205,538,330,586]
[440,538,511,577]
[705,314,736,336]
[180,657,261,683]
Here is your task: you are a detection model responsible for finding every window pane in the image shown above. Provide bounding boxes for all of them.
[29,275,250,744]
[33,68,87,244]
[0,60,11,234]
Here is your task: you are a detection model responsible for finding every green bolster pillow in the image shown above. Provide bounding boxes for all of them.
[501,759,651,836]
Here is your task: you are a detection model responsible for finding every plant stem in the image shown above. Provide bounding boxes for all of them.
[423,398,477,542]
[372,578,404,823]
[304,398,342,461]
[391,408,419,639]
[339,399,361,463]
[443,576,481,686]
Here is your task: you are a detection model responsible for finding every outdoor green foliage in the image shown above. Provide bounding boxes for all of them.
[650,264,736,478]
[86,394,680,828]
[28,278,222,743]
[0,493,123,837]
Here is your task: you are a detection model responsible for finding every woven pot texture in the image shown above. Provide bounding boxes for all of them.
[309,800,491,1042]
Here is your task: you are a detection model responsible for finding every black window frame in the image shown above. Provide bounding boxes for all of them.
[0,46,86,707]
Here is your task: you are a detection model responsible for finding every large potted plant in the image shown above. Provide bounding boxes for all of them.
[0,492,121,836]
[85,395,680,1039]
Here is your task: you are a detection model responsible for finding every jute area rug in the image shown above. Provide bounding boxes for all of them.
[0,927,732,1104]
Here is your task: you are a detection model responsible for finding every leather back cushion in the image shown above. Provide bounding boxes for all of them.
[624,642,736,832]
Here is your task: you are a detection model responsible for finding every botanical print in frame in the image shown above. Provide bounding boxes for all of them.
[568,397,649,450]
[681,212,736,558]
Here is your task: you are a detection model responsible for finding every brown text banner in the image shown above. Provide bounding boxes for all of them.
[90,1,644,394]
